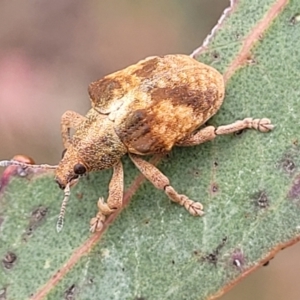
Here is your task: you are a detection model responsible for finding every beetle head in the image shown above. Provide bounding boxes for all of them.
[55,147,88,190]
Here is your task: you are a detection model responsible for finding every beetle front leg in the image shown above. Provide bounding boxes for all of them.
[176,118,273,146]
[61,110,87,148]
[129,154,204,217]
[90,161,124,232]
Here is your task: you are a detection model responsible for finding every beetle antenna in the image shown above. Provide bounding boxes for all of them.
[0,160,57,169]
[56,183,71,232]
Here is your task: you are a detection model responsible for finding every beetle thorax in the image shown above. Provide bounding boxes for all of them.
[71,110,127,171]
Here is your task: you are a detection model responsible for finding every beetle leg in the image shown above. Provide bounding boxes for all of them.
[61,110,87,148]
[129,154,204,217]
[90,161,124,232]
[176,118,273,146]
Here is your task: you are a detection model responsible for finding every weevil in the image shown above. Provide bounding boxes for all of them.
[0,54,273,232]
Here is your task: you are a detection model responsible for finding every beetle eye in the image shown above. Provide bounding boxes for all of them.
[61,149,67,158]
[73,163,86,175]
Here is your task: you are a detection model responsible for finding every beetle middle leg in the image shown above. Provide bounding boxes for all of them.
[129,154,204,217]
[61,110,87,148]
[90,161,124,232]
[176,118,273,146]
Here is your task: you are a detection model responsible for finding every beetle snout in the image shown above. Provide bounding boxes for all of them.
[55,178,65,190]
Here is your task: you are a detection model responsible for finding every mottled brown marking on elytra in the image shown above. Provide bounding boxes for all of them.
[131,134,166,154]
[88,77,124,113]
[115,109,166,154]
[116,109,149,141]
[150,85,220,119]
[133,57,160,78]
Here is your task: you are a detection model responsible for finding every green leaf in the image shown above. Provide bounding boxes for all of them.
[1,1,300,299]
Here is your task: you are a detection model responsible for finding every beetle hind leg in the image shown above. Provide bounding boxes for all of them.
[90,162,124,232]
[176,118,274,147]
[129,154,204,217]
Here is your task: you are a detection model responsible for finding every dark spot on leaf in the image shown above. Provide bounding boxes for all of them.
[23,206,48,241]
[210,183,219,195]
[290,13,300,25]
[213,161,218,167]
[26,227,33,237]
[277,149,299,175]
[191,168,201,177]
[231,249,245,269]
[246,54,257,65]
[234,31,242,40]
[144,218,150,225]
[205,253,218,265]
[64,284,76,300]
[31,206,48,221]
[2,252,17,269]
[0,287,7,300]
[203,237,227,266]
[88,278,94,284]
[76,192,83,200]
[171,260,175,265]
[252,191,269,208]
[279,157,296,175]
[288,174,300,200]
[211,51,220,61]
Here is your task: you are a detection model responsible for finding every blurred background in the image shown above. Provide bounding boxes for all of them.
[0,1,299,299]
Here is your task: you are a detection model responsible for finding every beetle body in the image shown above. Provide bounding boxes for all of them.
[34,54,271,231]
[0,54,273,231]
[56,54,224,189]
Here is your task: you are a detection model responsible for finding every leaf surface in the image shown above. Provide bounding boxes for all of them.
[1,1,300,299]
